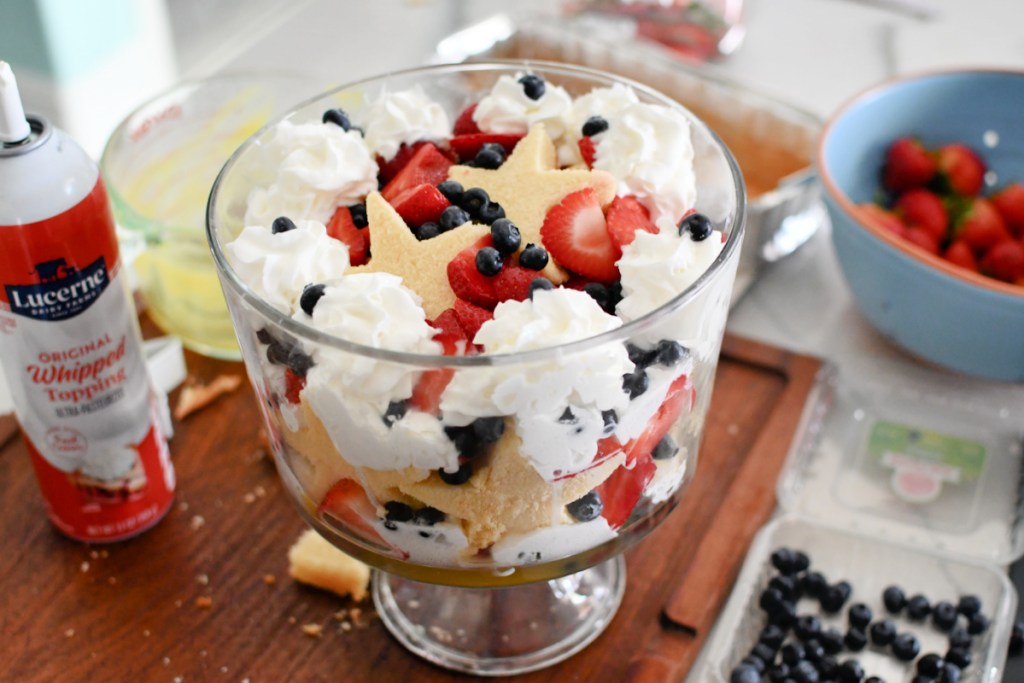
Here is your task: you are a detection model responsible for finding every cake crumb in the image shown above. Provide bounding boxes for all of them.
[90,550,99,559]
[197,573,209,586]
[288,616,297,625]
[254,485,266,498]
[243,492,256,504]
[263,574,277,586]
[107,576,117,585]
[340,621,352,632]
[287,529,370,601]
[65,628,75,638]
[143,629,151,637]
[301,623,323,638]
[80,561,89,573]
[190,515,205,530]
[174,374,242,420]
[195,596,213,609]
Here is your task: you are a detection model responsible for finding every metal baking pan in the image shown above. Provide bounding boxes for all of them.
[435,14,828,305]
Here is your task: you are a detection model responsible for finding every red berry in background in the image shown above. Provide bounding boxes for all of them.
[943,240,979,273]
[858,203,907,238]
[980,240,1024,283]
[991,182,1024,237]
[882,137,936,192]
[904,226,940,255]
[936,143,986,196]
[894,188,948,242]
[957,198,1011,253]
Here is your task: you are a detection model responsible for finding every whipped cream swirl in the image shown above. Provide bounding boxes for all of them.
[473,73,573,141]
[559,84,640,165]
[594,102,696,222]
[226,219,349,314]
[358,86,451,161]
[244,120,377,227]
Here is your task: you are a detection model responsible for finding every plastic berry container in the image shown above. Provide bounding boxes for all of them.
[696,363,1023,682]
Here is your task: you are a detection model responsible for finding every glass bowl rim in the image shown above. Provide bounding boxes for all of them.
[206,59,746,369]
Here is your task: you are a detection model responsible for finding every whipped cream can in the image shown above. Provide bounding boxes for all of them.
[0,62,174,542]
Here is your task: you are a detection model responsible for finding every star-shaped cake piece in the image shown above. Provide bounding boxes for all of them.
[348,192,488,319]
[449,124,617,280]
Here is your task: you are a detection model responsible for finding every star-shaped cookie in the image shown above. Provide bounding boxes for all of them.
[348,192,488,319]
[448,124,617,280]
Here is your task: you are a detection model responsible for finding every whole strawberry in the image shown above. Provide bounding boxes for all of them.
[991,182,1024,237]
[981,240,1024,283]
[894,188,947,242]
[936,143,986,196]
[882,137,936,192]
[858,203,907,238]
[957,197,1011,253]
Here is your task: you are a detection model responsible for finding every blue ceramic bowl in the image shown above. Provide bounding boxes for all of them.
[817,69,1024,382]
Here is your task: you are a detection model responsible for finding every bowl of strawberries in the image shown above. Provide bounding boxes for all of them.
[818,68,1024,381]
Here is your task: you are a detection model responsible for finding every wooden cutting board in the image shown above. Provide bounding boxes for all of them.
[0,334,821,682]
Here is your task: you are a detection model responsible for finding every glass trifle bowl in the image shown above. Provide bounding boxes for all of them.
[207,61,744,675]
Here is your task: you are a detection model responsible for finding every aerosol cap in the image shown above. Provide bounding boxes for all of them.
[0,61,32,144]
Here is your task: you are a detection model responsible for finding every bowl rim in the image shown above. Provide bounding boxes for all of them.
[816,66,1024,300]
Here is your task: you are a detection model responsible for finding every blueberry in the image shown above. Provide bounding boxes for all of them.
[444,425,484,459]
[518,73,546,100]
[768,663,791,682]
[801,571,829,599]
[816,657,839,680]
[382,400,407,427]
[759,587,786,612]
[791,660,819,682]
[476,198,506,223]
[750,642,777,664]
[892,632,921,661]
[471,416,505,443]
[439,205,471,231]
[581,115,609,137]
[271,216,296,234]
[819,627,844,654]
[654,340,688,366]
[255,328,276,346]
[759,623,787,649]
[882,585,906,614]
[626,343,657,368]
[948,626,972,651]
[802,638,825,663]
[438,462,473,485]
[651,435,679,460]
[266,340,291,365]
[770,548,799,575]
[475,246,503,276]
[349,202,368,228]
[768,574,800,602]
[848,603,872,630]
[558,407,577,424]
[322,108,351,130]
[820,581,852,614]
[528,277,554,298]
[864,678,885,683]
[416,221,442,240]
[437,180,464,204]
[740,654,767,673]
[490,218,521,254]
[967,611,990,635]
[931,601,958,632]
[413,506,445,526]
[285,348,314,378]
[956,594,982,617]
[474,142,506,169]
[767,599,797,628]
[601,409,618,436]
[582,282,610,310]
[300,283,326,316]
[917,653,945,677]
[940,662,962,683]
[622,369,649,399]
[459,187,490,217]
[836,659,864,683]
[844,628,867,652]
[795,614,822,641]
[384,501,414,523]
[781,642,805,666]
[1010,620,1024,656]
[945,646,971,669]
[678,212,713,241]
[519,243,549,270]
[869,619,897,646]
[906,594,931,621]
[566,490,603,522]
[791,550,811,573]
[730,664,760,683]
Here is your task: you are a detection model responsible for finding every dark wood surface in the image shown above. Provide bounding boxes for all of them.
[0,333,821,682]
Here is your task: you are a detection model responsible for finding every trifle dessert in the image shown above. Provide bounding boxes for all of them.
[209,62,742,585]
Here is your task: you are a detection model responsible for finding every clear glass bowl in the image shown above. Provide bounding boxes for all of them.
[207,61,744,674]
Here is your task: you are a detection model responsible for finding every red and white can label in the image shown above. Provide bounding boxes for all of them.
[0,179,174,542]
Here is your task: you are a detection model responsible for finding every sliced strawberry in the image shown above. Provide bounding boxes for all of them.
[981,240,1024,282]
[957,197,1011,253]
[326,205,370,266]
[318,479,385,544]
[992,182,1024,237]
[624,374,691,465]
[448,133,524,163]
[859,203,907,239]
[409,368,455,415]
[943,240,978,273]
[390,183,450,227]
[595,453,657,530]
[494,265,539,302]
[377,141,429,185]
[429,308,467,346]
[605,195,658,253]
[283,369,305,404]
[936,143,986,197]
[578,137,597,169]
[452,298,494,341]
[446,236,499,309]
[381,143,454,202]
[540,188,619,283]
[894,188,948,243]
[882,137,936,192]
[453,103,481,135]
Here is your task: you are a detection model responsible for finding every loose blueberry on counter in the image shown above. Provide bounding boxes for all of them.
[678,212,713,241]
[459,187,490,218]
[844,628,868,652]
[415,221,442,240]
[300,283,327,316]
[945,646,971,669]
[518,74,546,100]
[820,581,852,614]
[322,108,352,130]
[967,611,990,635]
[566,491,603,522]
[848,603,873,630]
[475,246,503,276]
[519,243,549,270]
[931,601,958,632]
[947,627,972,651]
[868,619,897,647]
[1010,620,1024,656]
[882,585,907,614]
[836,659,864,683]
[581,116,609,137]
[729,663,760,683]
[801,571,829,599]
[440,205,471,231]
[956,594,982,617]
[906,594,931,621]
[474,142,506,170]
[477,200,506,225]
[916,653,945,678]
[528,277,554,298]
[600,409,618,436]
[349,202,368,228]
[437,180,464,205]
[438,462,473,485]
[819,627,844,655]
[271,216,297,234]
[892,632,921,661]
[795,614,822,641]
[622,368,649,399]
[651,435,679,460]
[490,218,521,255]
[471,416,505,443]
[413,506,446,526]
[382,400,407,427]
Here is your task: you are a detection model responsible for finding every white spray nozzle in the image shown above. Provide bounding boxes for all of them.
[0,61,32,144]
